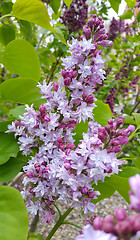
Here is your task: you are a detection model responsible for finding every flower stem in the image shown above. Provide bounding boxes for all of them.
[52,202,62,217]
[63,221,82,229]
[0,14,11,21]
[45,207,73,240]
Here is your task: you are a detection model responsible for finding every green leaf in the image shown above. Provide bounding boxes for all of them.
[0,133,19,165]
[120,9,133,19]
[12,0,54,32]
[0,24,15,46]
[124,115,136,125]
[18,20,32,41]
[0,186,28,240]
[54,27,67,45]
[124,0,136,8]
[0,39,41,81]
[132,157,140,169]
[0,78,45,108]
[93,100,114,126]
[8,105,25,120]
[137,11,140,22]
[1,2,13,15]
[110,174,130,203]
[0,153,28,182]
[118,167,140,178]
[133,113,140,128]
[92,179,115,204]
[0,120,12,132]
[109,167,140,203]
[49,0,61,14]
[63,0,73,8]
[73,120,88,147]
[108,0,121,13]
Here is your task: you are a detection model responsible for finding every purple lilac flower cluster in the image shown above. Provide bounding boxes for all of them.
[108,17,125,41]
[97,116,135,154]
[6,16,130,223]
[75,174,140,240]
[61,0,88,34]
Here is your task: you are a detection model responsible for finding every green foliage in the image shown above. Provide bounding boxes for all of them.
[63,0,73,8]
[0,186,28,240]
[49,0,61,14]
[0,120,12,132]
[0,153,28,182]
[18,20,32,41]
[110,174,130,203]
[120,9,133,19]
[93,100,114,126]
[108,0,121,13]
[133,113,140,128]
[0,39,41,81]
[1,2,13,15]
[92,178,115,204]
[54,27,67,45]
[0,24,15,46]
[0,133,19,165]
[73,120,88,147]
[108,167,140,203]
[132,157,140,170]
[124,0,136,8]
[0,78,45,108]
[12,0,54,31]
[8,105,25,120]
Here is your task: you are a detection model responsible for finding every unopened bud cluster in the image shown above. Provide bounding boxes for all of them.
[98,116,135,153]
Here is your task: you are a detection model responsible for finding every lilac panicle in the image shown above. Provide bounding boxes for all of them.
[6,15,130,225]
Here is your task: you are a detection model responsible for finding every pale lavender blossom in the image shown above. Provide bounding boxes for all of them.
[75,224,117,240]
[129,174,140,212]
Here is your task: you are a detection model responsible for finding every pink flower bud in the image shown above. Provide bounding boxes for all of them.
[44,115,51,122]
[46,200,52,206]
[14,120,20,127]
[101,221,114,233]
[39,104,46,115]
[81,186,89,195]
[82,92,87,100]
[64,77,71,86]
[72,70,77,78]
[26,171,35,178]
[64,162,71,170]
[53,82,59,91]
[50,209,55,215]
[114,207,127,222]
[88,191,96,198]
[57,137,63,143]
[42,167,50,173]
[61,69,67,78]
[113,146,121,153]
[118,136,129,145]
[86,95,94,104]
[127,125,135,132]
[93,217,103,230]
[66,143,75,149]
[115,220,132,237]
[83,25,91,39]
[108,119,114,125]
[38,173,43,178]
[87,18,95,28]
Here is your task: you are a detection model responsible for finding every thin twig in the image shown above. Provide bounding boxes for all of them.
[29,211,39,233]
[8,172,24,186]
[36,33,44,52]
